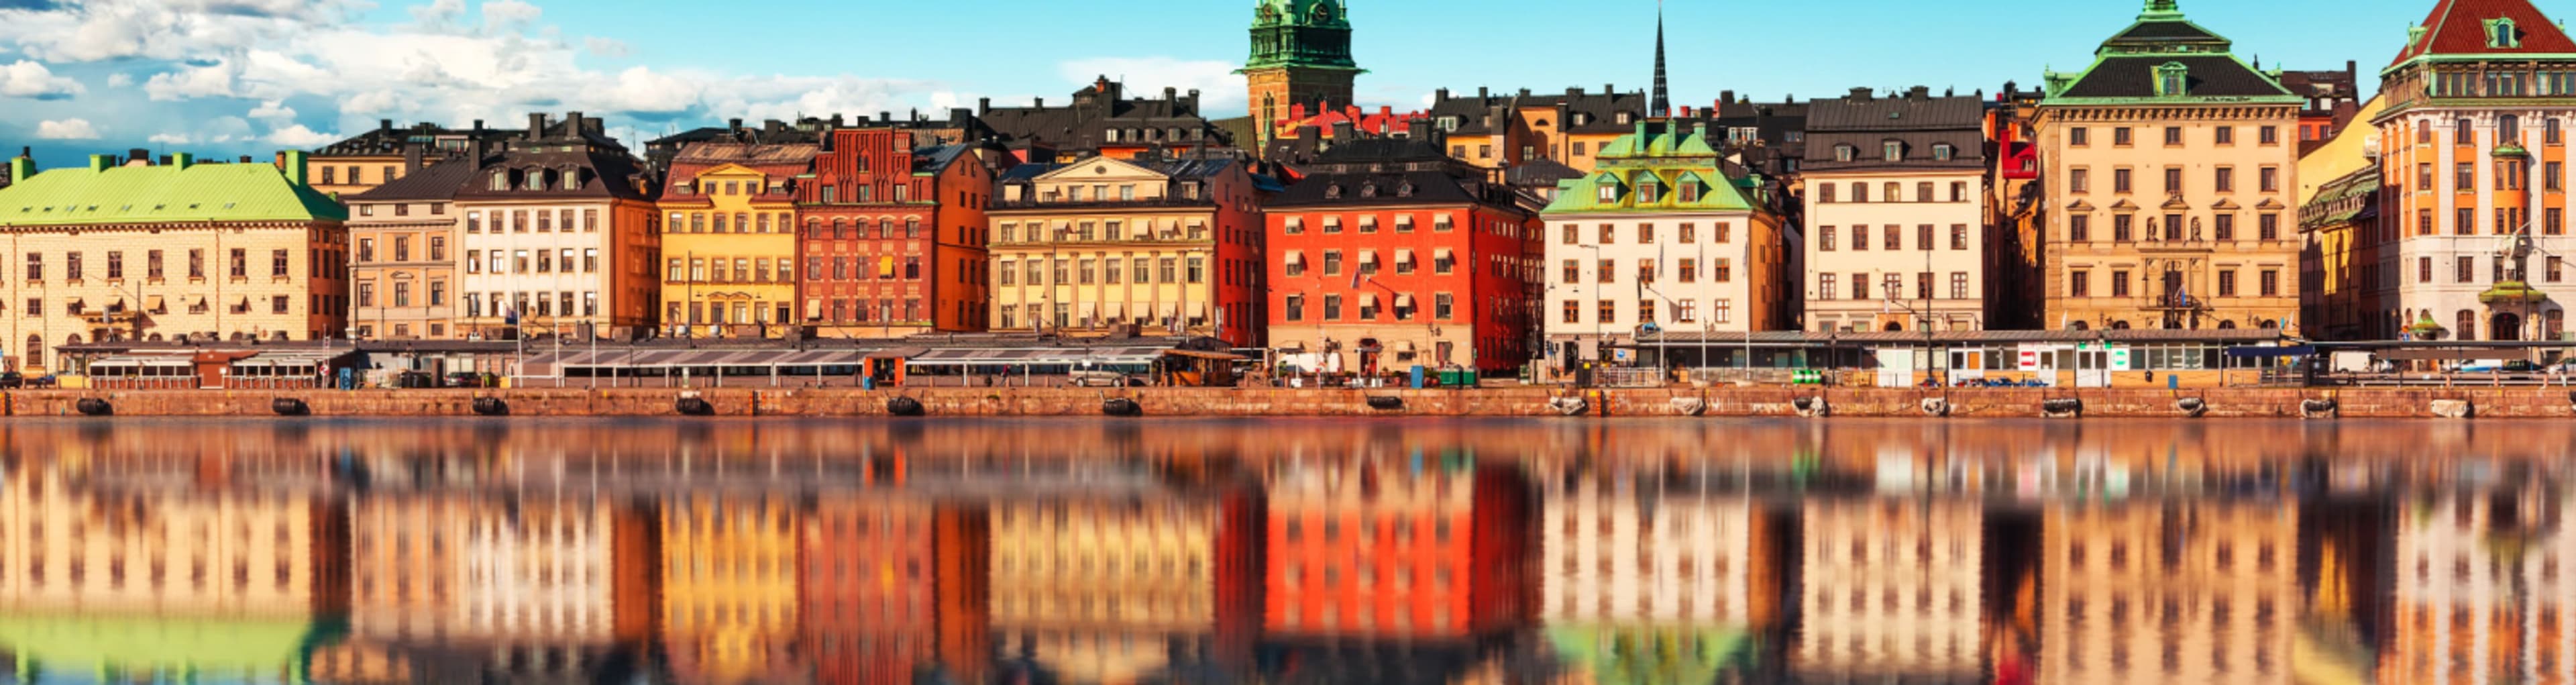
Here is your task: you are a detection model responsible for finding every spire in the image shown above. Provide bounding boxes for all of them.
[1651,1,1671,117]
[2141,0,2182,19]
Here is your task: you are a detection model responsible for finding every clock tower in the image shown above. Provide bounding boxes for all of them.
[1242,0,1362,150]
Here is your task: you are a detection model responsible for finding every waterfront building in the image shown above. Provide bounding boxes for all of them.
[1801,86,1992,333]
[656,142,818,338]
[1792,500,1983,682]
[0,149,349,372]
[1241,0,1362,153]
[346,157,482,339]
[2379,488,2576,684]
[2298,93,2392,342]
[1540,119,1791,376]
[309,119,521,197]
[2042,501,2298,684]
[1709,91,1811,182]
[988,493,1263,684]
[659,494,803,684]
[453,112,661,341]
[980,77,1234,163]
[1265,458,1529,641]
[2374,0,2576,341]
[2037,1,2304,331]
[1986,83,2049,331]
[987,155,1269,347]
[1426,86,1650,173]
[1263,129,1541,374]
[1541,468,1776,680]
[801,495,990,685]
[643,117,823,172]
[795,127,994,337]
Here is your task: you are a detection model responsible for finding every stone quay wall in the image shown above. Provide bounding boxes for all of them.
[6,386,2576,419]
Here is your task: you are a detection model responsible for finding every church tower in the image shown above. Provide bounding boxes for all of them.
[1242,0,1363,150]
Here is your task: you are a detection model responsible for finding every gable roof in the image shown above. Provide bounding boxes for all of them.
[346,156,488,203]
[2044,3,2298,105]
[2389,0,2576,66]
[0,159,347,227]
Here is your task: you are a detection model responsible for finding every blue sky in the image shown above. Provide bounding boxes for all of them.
[0,0,2483,166]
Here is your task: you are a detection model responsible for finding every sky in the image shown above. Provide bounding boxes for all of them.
[0,0,2477,167]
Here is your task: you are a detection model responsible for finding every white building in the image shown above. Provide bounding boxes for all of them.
[1802,87,1991,333]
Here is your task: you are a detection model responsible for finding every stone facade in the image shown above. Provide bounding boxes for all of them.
[656,142,817,338]
[988,156,1268,347]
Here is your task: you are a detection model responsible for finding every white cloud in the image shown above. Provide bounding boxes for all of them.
[408,0,464,28]
[148,132,193,144]
[36,118,99,139]
[582,36,629,58]
[103,72,131,87]
[480,0,540,34]
[1057,56,1244,113]
[246,99,294,120]
[0,60,83,99]
[262,123,336,146]
[142,60,239,100]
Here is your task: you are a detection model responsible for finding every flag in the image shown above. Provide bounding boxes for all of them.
[1350,270,1364,290]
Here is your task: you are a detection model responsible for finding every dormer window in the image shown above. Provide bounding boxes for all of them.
[1359,183,1377,198]
[1932,144,1955,161]
[1678,180,1700,203]
[1882,141,1904,162]
[1397,182,1415,197]
[1595,174,1621,203]
[1834,145,1856,162]
[1615,112,1633,125]
[2490,17,2522,48]
[1635,178,1660,203]
[2154,62,2190,97]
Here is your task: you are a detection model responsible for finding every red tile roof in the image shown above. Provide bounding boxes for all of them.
[2390,0,2576,66]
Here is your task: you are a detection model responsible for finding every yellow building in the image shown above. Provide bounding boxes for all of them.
[1426,87,1649,173]
[0,150,350,372]
[657,143,817,338]
[659,494,802,685]
[988,155,1269,347]
[2036,2,2305,331]
[989,498,1222,684]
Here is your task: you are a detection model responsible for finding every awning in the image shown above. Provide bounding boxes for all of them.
[2379,348,2509,361]
[146,295,164,312]
[89,355,193,369]
[1283,252,1304,266]
[1395,249,1415,264]
[1360,251,1379,264]
[904,346,1169,366]
[1163,349,1246,360]
[2223,345,2317,358]
[1395,293,1415,309]
[805,299,822,319]
[1433,248,1454,261]
[1361,293,1380,307]
[1285,217,1304,230]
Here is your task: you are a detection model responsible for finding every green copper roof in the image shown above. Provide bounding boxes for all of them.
[1544,123,1754,215]
[2481,280,2551,305]
[0,613,341,678]
[2041,1,2299,106]
[0,159,347,227]
[1245,0,1359,72]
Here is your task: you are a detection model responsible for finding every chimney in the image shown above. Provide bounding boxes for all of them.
[282,150,309,186]
[469,119,488,166]
[170,152,193,170]
[1908,85,1931,99]
[584,116,602,135]
[1477,87,1489,102]
[7,151,30,185]
[565,111,584,133]
[87,154,111,172]
[1693,121,1708,140]
[978,97,991,115]
[830,114,845,127]
[1603,83,1614,96]
[1034,97,1044,109]
[1332,121,1356,140]
[379,118,393,134]
[1633,118,1648,142]
[157,154,171,166]
[1436,87,1450,102]
[402,136,424,170]
[880,111,893,124]
[127,148,148,164]
[527,113,547,141]
[1299,125,1320,144]
[1185,89,1200,110]
[910,108,922,122]
[950,108,971,126]
[1165,86,1177,101]
[238,155,253,164]
[1568,87,1582,99]
[1405,118,1429,140]
[1519,88,1532,98]
[729,118,743,132]
[1849,87,1873,101]
[1720,90,1735,105]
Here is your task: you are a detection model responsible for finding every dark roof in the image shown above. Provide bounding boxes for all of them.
[453,140,654,203]
[1801,89,1986,172]
[1267,170,1496,208]
[344,156,488,202]
[977,78,1230,153]
[1505,158,1582,189]
[2055,55,2293,99]
[1424,87,1650,136]
[2390,0,2576,66]
[313,122,521,157]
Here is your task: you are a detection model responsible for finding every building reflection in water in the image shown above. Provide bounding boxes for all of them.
[5,418,2576,683]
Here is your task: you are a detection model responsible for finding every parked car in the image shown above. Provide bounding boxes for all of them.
[443,372,486,388]
[0,371,21,389]
[23,375,56,389]
[1069,370,1142,387]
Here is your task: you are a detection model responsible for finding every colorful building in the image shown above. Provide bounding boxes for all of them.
[1540,468,1775,681]
[801,494,989,685]
[2373,0,2576,341]
[980,78,1235,163]
[1426,86,1650,173]
[659,494,804,684]
[2036,1,2305,332]
[1802,87,1994,334]
[2300,166,2386,342]
[0,149,349,372]
[1986,84,2049,331]
[989,156,1269,346]
[1264,134,1541,375]
[988,492,1263,684]
[453,112,662,341]
[657,142,818,338]
[1265,456,1529,641]
[1540,119,1791,376]
[1241,0,1362,154]
[345,156,482,339]
[795,128,994,337]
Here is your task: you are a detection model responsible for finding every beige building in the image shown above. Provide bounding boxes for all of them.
[0,150,350,372]
[2036,2,2305,331]
[308,119,522,197]
[1792,499,1984,682]
[988,156,1267,347]
[2043,501,2298,685]
[1803,87,1992,333]
[453,113,661,341]
[347,158,480,339]
[989,498,1222,684]
[1542,468,1775,638]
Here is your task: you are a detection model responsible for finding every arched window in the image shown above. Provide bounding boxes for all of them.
[23,334,41,371]
[490,171,511,191]
[832,219,849,240]
[877,219,894,239]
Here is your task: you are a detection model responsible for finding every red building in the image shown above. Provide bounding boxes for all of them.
[800,494,989,685]
[1264,128,1542,376]
[1263,457,1532,641]
[796,128,995,337]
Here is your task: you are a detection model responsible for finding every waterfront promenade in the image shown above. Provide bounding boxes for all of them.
[7,385,2574,419]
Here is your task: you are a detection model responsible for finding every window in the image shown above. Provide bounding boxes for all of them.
[1636,259,1656,283]
[1678,258,1698,283]
[2110,270,2131,297]
[2259,125,2279,145]
[2553,162,2566,191]
[1637,223,1654,244]
[2260,167,2280,193]
[2551,208,2565,235]
[2419,257,2432,283]
[1597,259,1615,284]
[2217,270,2238,297]
[2070,215,2091,242]
[1637,299,1656,324]
[2113,168,2133,193]
[2112,127,2133,146]
[270,250,289,278]
[1598,223,1615,244]
[2163,126,2184,146]
[1820,226,1838,251]
[1597,299,1616,323]
[1884,225,1902,251]
[2070,168,2090,193]
[1713,258,1731,283]
[1562,300,1579,324]
[2459,256,2477,282]
[1819,274,1838,301]
[2214,126,2235,145]
[1323,250,1342,276]
[2553,256,2566,283]
[1932,144,1955,160]
[1851,182,1868,203]
[2459,208,2477,235]
[2113,214,2135,242]
[2163,167,2184,195]
[1284,294,1303,321]
[2418,163,2435,191]
[1882,140,1904,161]
[2259,270,2279,297]
[2215,214,2235,241]
[2259,214,2280,241]
[1324,295,1343,320]
[2215,166,2235,193]
[2458,118,2476,145]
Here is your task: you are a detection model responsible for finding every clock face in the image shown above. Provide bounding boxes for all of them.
[1310,3,1332,21]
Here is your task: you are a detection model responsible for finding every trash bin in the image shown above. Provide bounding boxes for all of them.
[1410,366,1426,389]
[861,376,875,390]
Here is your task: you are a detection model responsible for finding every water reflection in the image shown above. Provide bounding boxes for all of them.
[5,417,2576,683]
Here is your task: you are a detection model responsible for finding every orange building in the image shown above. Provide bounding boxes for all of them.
[1264,457,1529,641]
[801,494,989,685]
[796,128,994,337]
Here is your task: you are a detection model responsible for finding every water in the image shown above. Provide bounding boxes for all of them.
[0,417,2557,684]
